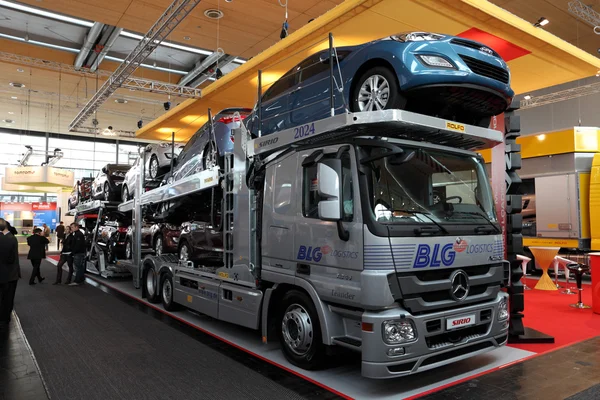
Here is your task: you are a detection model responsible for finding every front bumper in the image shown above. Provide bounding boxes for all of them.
[361,293,509,379]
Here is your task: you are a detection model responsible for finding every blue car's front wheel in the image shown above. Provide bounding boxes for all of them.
[352,66,404,113]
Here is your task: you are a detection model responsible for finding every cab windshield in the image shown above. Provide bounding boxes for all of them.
[364,145,497,233]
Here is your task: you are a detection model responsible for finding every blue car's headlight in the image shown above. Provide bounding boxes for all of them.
[392,32,446,42]
[416,55,455,69]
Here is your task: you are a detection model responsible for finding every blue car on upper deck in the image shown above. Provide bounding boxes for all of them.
[246,32,514,136]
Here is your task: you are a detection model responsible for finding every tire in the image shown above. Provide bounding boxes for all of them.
[103,182,111,201]
[122,185,130,203]
[149,155,160,180]
[351,66,404,113]
[155,235,164,257]
[145,267,160,303]
[160,272,181,311]
[125,239,132,260]
[202,141,219,170]
[107,242,116,264]
[277,290,326,370]
[179,241,190,263]
[68,199,73,210]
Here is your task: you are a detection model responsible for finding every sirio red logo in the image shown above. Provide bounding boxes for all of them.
[453,238,468,253]
[452,317,471,326]
[321,245,332,255]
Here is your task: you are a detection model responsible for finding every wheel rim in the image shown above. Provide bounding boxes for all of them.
[125,241,131,259]
[146,270,156,298]
[180,244,189,262]
[162,278,172,304]
[358,74,390,111]
[150,158,158,178]
[204,143,217,169]
[281,304,313,356]
[123,186,129,202]
[104,183,109,201]
[433,194,441,204]
[156,237,162,256]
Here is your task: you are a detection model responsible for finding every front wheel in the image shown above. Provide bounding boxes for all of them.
[103,182,111,201]
[122,185,130,203]
[125,239,132,260]
[352,66,404,112]
[277,290,326,370]
[149,155,160,180]
[160,272,181,311]
[179,241,190,263]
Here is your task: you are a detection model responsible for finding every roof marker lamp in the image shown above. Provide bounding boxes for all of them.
[382,320,417,345]
[417,55,455,69]
[534,17,549,27]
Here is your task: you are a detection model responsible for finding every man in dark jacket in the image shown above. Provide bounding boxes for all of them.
[0,218,21,329]
[54,231,74,285]
[56,221,65,250]
[27,228,49,285]
[69,223,87,286]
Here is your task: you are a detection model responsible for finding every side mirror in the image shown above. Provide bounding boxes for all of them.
[77,180,81,185]
[101,166,108,174]
[317,159,342,221]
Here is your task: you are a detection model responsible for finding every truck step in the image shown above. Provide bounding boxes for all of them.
[332,336,362,350]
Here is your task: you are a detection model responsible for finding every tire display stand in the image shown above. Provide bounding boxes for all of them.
[501,103,554,344]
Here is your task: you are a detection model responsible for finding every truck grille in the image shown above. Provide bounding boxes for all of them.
[395,264,503,314]
[459,55,509,84]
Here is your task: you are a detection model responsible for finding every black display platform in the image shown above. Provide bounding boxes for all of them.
[508,327,555,344]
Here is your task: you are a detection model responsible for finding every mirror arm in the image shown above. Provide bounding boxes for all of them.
[337,220,349,241]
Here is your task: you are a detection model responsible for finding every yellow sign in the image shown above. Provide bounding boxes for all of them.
[218,272,229,279]
[446,121,466,133]
[204,177,213,183]
[187,295,193,303]
[523,237,580,248]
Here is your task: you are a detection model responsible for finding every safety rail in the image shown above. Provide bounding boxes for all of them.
[68,200,120,215]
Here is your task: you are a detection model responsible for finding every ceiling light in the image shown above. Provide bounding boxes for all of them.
[8,112,14,115]
[523,95,532,100]
[16,68,24,73]
[114,98,128,104]
[10,96,17,99]
[3,119,14,124]
[534,17,549,27]
[204,9,224,19]
[537,134,546,141]
[0,0,93,27]
[9,82,25,88]
[104,56,187,75]
[183,36,191,41]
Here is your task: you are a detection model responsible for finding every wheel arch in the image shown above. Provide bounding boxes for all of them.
[349,57,401,112]
[264,280,335,346]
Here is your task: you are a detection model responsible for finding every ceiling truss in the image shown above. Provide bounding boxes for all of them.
[68,0,202,131]
[520,81,600,109]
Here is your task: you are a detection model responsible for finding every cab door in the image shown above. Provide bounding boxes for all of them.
[293,146,363,306]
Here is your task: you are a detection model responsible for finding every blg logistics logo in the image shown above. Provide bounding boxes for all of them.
[413,238,501,268]
[297,245,359,262]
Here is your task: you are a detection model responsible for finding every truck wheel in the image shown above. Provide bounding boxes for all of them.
[160,272,180,311]
[278,290,325,370]
[145,267,160,303]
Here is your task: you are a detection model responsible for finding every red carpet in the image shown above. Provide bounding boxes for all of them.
[509,286,600,353]
[47,255,60,262]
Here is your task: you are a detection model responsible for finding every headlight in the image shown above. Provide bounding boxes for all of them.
[159,142,170,148]
[498,297,509,321]
[382,320,417,344]
[417,55,455,69]
[392,32,445,42]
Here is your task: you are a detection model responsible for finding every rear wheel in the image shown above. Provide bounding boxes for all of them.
[103,182,110,201]
[106,242,116,264]
[149,155,160,179]
[351,66,404,112]
[155,236,164,257]
[145,267,160,303]
[277,290,325,370]
[122,185,130,202]
[125,239,132,260]
[202,141,219,170]
[160,272,181,311]
[179,241,190,263]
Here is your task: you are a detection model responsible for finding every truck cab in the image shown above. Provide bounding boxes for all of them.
[260,137,509,377]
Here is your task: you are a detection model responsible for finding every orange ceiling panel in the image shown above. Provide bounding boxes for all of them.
[137,0,600,141]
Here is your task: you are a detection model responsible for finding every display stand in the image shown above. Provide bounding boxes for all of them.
[498,102,555,344]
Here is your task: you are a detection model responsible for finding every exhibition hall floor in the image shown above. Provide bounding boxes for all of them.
[6,256,596,399]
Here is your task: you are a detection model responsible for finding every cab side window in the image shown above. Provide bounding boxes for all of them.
[303,150,353,221]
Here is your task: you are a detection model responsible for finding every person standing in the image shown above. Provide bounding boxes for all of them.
[27,228,48,285]
[54,229,74,285]
[42,224,50,251]
[0,218,21,329]
[69,223,86,286]
[56,221,65,251]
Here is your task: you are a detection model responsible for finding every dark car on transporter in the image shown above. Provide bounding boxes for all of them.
[96,211,132,263]
[91,164,131,201]
[68,177,94,209]
[123,222,181,259]
[245,31,514,136]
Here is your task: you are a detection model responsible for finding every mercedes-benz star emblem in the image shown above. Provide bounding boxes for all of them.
[480,46,493,55]
[450,270,470,302]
